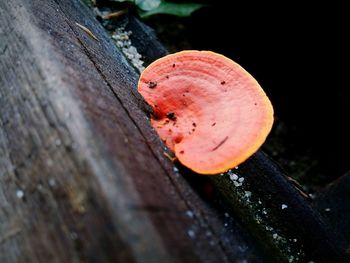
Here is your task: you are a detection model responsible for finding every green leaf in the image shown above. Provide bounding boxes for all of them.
[139,1,205,18]
[135,0,161,11]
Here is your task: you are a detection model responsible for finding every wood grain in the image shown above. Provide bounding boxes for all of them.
[0,0,262,262]
[1,0,348,262]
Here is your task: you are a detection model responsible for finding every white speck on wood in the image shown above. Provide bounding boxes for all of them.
[233,181,241,187]
[48,178,56,187]
[238,177,244,183]
[229,172,238,181]
[111,27,145,73]
[244,191,252,198]
[46,158,54,167]
[187,229,195,239]
[186,210,194,218]
[16,190,24,199]
[282,204,288,210]
[55,138,61,146]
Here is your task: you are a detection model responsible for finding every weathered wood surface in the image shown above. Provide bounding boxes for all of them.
[209,152,348,262]
[0,0,348,262]
[313,170,350,254]
[0,0,262,262]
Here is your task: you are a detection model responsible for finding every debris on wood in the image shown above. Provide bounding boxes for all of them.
[75,22,99,41]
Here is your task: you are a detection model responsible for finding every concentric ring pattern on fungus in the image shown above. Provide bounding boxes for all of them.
[138,50,274,175]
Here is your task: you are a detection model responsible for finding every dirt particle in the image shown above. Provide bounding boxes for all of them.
[174,135,183,143]
[172,63,176,67]
[211,136,229,151]
[192,122,196,127]
[164,151,176,162]
[167,112,176,120]
[16,190,24,199]
[148,81,157,89]
[212,122,216,126]
[166,75,169,79]
[180,150,184,154]
[221,81,226,85]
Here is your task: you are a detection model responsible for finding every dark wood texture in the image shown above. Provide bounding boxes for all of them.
[0,0,261,262]
[208,152,347,262]
[313,170,350,255]
[0,0,348,262]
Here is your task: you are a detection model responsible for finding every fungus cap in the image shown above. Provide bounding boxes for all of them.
[138,50,274,175]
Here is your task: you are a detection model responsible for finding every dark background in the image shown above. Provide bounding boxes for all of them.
[148,1,350,191]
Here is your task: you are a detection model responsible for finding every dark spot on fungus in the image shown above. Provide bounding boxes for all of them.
[167,112,176,121]
[174,135,183,143]
[192,128,195,132]
[172,64,176,68]
[254,103,258,106]
[212,122,216,126]
[221,81,226,85]
[166,75,169,79]
[148,81,157,89]
[192,122,196,127]
[211,136,229,151]
[180,150,184,154]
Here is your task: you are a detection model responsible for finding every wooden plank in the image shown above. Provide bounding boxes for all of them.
[0,0,263,262]
[208,152,348,262]
[83,5,349,261]
[313,170,350,254]
[1,0,347,262]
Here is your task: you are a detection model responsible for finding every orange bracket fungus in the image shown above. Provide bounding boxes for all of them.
[138,50,274,175]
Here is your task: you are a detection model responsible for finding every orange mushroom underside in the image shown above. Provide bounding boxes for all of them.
[138,50,274,175]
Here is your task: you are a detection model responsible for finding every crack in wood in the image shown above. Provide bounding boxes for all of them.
[56,8,234,261]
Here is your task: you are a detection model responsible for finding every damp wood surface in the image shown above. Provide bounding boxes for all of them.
[0,0,348,263]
